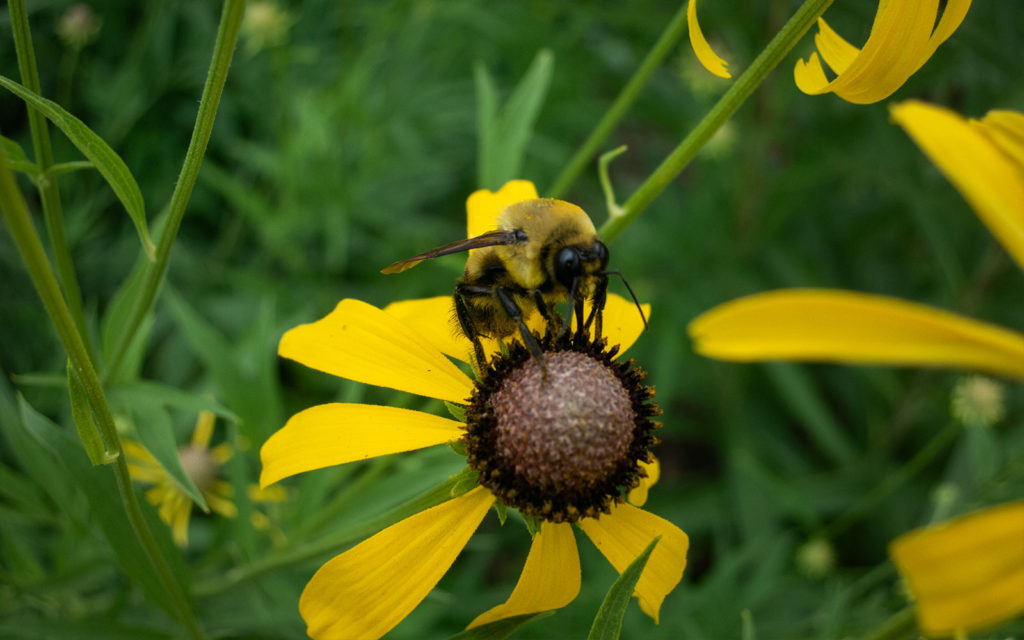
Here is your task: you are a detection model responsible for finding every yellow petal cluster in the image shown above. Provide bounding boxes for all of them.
[889,500,1024,635]
[687,1,971,104]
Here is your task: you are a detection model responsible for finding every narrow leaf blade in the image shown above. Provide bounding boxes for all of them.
[587,536,660,640]
[0,75,155,259]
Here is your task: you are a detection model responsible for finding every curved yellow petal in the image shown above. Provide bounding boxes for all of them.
[300,486,495,640]
[578,503,689,622]
[689,289,1024,381]
[466,180,539,239]
[279,298,474,403]
[687,0,730,79]
[889,500,1024,636]
[384,296,474,363]
[794,0,971,104]
[468,521,581,628]
[627,457,661,507]
[260,403,463,487]
[891,101,1024,271]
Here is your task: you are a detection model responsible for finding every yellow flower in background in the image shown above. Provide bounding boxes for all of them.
[688,102,1024,634]
[261,181,687,640]
[126,410,285,546]
[688,1,972,103]
[889,500,1024,636]
[689,102,1024,380]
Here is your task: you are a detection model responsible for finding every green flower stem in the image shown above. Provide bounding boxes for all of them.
[546,2,689,200]
[822,419,962,541]
[599,0,835,242]
[857,606,917,640]
[0,146,204,640]
[7,0,89,351]
[104,0,245,385]
[194,471,470,597]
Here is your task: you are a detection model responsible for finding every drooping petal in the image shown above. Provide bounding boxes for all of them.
[891,101,1024,271]
[794,1,972,104]
[279,298,474,403]
[468,522,581,628]
[300,487,495,640]
[384,296,473,363]
[889,500,1024,636]
[466,180,539,239]
[578,503,689,622]
[687,0,731,78]
[260,403,463,487]
[689,289,1024,381]
[627,458,661,507]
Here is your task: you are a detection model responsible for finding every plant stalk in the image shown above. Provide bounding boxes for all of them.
[104,0,245,384]
[600,0,835,242]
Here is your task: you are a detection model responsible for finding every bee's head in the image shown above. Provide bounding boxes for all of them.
[554,240,609,291]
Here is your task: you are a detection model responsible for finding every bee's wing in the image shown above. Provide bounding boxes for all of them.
[381,229,518,274]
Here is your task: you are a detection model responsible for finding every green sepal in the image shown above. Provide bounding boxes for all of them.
[445,400,466,422]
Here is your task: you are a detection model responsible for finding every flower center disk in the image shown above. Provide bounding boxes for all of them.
[464,335,659,523]
[492,351,633,493]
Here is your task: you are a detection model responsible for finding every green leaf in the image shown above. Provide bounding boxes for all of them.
[109,381,239,423]
[493,49,553,186]
[587,536,660,640]
[0,75,156,260]
[66,361,116,465]
[0,134,37,175]
[474,61,499,189]
[445,612,552,640]
[445,400,466,422]
[101,255,151,374]
[17,395,186,616]
[129,399,209,512]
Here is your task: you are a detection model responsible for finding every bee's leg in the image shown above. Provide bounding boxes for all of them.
[583,275,608,340]
[557,279,580,339]
[532,291,558,335]
[454,286,488,368]
[494,286,546,368]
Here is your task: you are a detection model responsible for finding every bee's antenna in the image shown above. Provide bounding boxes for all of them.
[601,270,648,330]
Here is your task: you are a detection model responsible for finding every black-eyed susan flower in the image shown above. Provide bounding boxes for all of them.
[688,102,1024,633]
[261,181,687,639]
[126,410,285,546]
[689,102,1024,381]
[688,0,972,103]
[889,500,1024,636]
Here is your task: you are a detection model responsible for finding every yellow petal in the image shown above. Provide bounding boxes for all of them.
[687,0,731,79]
[578,503,689,622]
[889,500,1024,636]
[794,1,971,104]
[468,522,581,628]
[891,101,1024,271]
[466,180,539,239]
[627,458,661,507]
[384,296,474,363]
[260,403,463,487]
[689,289,1024,381]
[590,295,651,356]
[300,486,494,640]
[190,410,216,448]
[977,110,1024,168]
[279,298,474,403]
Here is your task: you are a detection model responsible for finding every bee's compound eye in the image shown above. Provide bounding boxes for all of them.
[555,247,581,288]
[592,241,609,268]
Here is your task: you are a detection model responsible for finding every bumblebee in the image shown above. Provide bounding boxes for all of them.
[382,198,642,366]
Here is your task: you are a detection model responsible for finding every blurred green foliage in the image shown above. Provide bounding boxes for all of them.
[1,1,1023,638]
